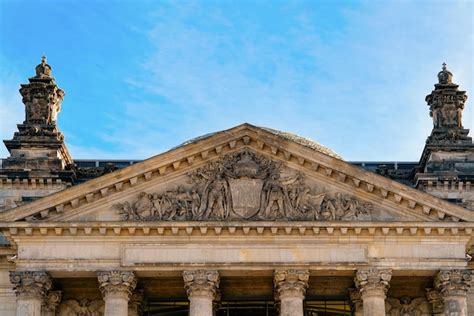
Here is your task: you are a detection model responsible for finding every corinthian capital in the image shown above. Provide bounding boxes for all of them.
[9,271,52,300]
[183,270,220,299]
[274,269,309,300]
[355,268,392,298]
[97,271,137,300]
[434,269,472,297]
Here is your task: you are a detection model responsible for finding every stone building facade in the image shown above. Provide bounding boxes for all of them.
[0,59,473,316]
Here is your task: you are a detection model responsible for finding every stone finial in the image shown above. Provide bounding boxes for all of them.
[9,271,52,299]
[97,271,137,300]
[35,56,53,78]
[20,58,64,126]
[183,270,220,299]
[273,269,309,300]
[438,63,453,84]
[424,63,470,143]
[354,268,392,298]
[434,269,472,296]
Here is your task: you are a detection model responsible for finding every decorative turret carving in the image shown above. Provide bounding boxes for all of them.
[1,57,75,191]
[425,63,470,143]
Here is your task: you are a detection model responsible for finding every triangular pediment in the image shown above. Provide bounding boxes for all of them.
[1,124,473,223]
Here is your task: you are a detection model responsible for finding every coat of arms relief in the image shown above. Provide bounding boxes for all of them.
[114,150,372,221]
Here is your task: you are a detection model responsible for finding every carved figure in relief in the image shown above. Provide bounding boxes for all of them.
[199,171,232,220]
[386,296,430,316]
[59,299,104,316]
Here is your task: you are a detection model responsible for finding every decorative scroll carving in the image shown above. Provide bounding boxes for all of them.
[183,270,220,299]
[97,271,137,300]
[386,296,430,316]
[274,269,309,300]
[114,150,372,221]
[425,288,444,315]
[43,290,62,314]
[434,269,471,297]
[354,268,392,298]
[59,299,104,316]
[9,271,52,299]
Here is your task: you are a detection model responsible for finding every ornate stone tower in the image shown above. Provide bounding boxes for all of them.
[415,64,474,209]
[0,57,75,211]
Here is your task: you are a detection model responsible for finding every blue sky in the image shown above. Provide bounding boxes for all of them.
[0,0,473,161]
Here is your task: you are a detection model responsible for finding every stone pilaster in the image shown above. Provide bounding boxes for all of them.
[426,288,444,316]
[9,271,52,316]
[183,270,220,316]
[41,291,62,316]
[434,269,471,316]
[128,290,144,316]
[273,269,309,316]
[354,268,392,316]
[349,288,363,316]
[97,271,137,316]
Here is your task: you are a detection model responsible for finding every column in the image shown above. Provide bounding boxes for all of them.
[434,269,471,316]
[354,268,392,316]
[128,290,144,316]
[42,291,62,316]
[183,270,220,316]
[9,271,52,316]
[273,269,309,316]
[97,270,137,316]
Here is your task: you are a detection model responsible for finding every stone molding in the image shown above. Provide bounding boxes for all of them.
[274,269,309,300]
[434,269,472,297]
[43,290,62,313]
[355,268,392,298]
[3,221,473,240]
[97,270,137,300]
[183,269,220,299]
[9,270,52,299]
[1,125,472,223]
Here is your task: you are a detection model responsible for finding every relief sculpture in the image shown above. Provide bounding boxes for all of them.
[114,150,372,221]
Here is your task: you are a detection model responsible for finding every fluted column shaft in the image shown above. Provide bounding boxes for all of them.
[274,270,309,316]
[355,268,392,316]
[10,271,52,316]
[183,270,220,316]
[435,269,471,316]
[97,271,137,316]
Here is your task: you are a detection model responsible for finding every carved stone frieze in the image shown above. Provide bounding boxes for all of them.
[434,269,472,297]
[114,150,372,221]
[97,271,137,300]
[354,268,392,298]
[183,270,220,299]
[9,271,52,299]
[274,269,309,300]
[386,296,430,316]
[59,299,104,316]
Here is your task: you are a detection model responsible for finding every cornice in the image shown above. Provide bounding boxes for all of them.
[2,221,473,239]
[1,124,473,222]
